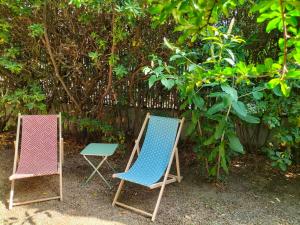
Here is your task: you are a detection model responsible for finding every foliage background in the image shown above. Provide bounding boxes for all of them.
[0,0,299,178]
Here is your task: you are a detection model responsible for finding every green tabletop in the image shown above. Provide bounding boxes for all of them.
[80,143,118,156]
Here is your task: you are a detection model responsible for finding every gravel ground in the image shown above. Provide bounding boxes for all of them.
[1,134,300,225]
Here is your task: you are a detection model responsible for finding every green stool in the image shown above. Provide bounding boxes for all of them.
[80,143,118,189]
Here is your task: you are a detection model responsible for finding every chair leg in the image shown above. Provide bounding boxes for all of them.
[151,183,167,221]
[112,180,125,206]
[175,148,182,182]
[59,172,63,201]
[9,180,15,210]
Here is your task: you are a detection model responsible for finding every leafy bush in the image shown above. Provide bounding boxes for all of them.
[0,85,46,131]
[145,0,300,178]
[62,113,126,146]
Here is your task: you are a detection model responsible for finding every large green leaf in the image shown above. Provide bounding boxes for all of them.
[185,120,197,136]
[228,134,244,154]
[208,146,219,161]
[192,95,204,109]
[214,118,226,140]
[239,114,260,124]
[208,92,227,98]
[272,85,283,96]
[267,78,280,89]
[252,91,264,100]
[203,136,215,146]
[286,70,300,79]
[264,58,273,69]
[148,75,157,88]
[280,81,291,97]
[206,102,226,115]
[161,78,175,90]
[221,84,238,102]
[219,141,228,174]
[224,57,235,66]
[232,101,247,117]
[266,17,280,33]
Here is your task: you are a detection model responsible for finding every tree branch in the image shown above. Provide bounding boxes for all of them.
[279,0,288,76]
[42,2,81,112]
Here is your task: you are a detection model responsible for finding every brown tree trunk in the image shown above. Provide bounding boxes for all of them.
[98,12,116,118]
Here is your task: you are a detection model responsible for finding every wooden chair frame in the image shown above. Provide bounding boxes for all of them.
[112,113,185,221]
[8,113,64,209]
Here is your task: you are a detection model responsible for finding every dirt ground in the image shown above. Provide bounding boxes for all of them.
[1,133,300,225]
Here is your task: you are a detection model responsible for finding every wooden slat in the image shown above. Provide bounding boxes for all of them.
[149,177,179,189]
[13,196,60,206]
[168,174,183,182]
[115,201,153,217]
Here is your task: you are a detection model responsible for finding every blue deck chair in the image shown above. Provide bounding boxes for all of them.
[112,113,184,221]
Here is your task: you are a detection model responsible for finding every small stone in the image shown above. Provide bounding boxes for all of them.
[185,215,191,220]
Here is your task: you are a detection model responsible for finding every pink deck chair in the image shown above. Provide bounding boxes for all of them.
[8,113,63,209]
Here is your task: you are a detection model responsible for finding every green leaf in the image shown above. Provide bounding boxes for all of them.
[163,38,176,51]
[208,146,219,161]
[214,118,226,140]
[209,165,217,176]
[226,49,235,61]
[206,102,226,115]
[267,78,280,89]
[228,134,244,154]
[143,67,152,75]
[272,85,283,96]
[219,141,228,173]
[278,38,284,50]
[280,81,291,97]
[252,91,263,100]
[266,17,280,33]
[221,84,238,102]
[240,114,260,124]
[161,78,175,90]
[25,102,34,110]
[278,163,287,171]
[203,136,215,146]
[264,58,273,69]
[286,70,300,79]
[192,95,204,109]
[185,120,197,136]
[208,92,227,98]
[169,54,182,61]
[148,75,157,88]
[224,58,235,66]
[232,101,247,117]
[256,64,266,74]
[88,51,99,61]
[28,24,44,38]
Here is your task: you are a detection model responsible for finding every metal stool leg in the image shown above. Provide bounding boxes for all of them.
[83,155,112,189]
[105,160,115,173]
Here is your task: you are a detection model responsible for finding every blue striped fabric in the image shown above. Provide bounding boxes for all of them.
[114,115,180,187]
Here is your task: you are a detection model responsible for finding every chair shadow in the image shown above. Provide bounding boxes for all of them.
[4,210,52,225]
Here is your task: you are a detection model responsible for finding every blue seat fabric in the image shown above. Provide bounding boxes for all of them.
[114,116,179,187]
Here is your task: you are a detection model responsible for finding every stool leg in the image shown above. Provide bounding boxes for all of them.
[84,156,106,184]
[105,160,115,172]
[83,156,112,189]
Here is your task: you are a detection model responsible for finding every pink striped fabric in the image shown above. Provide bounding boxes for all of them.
[10,115,59,180]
